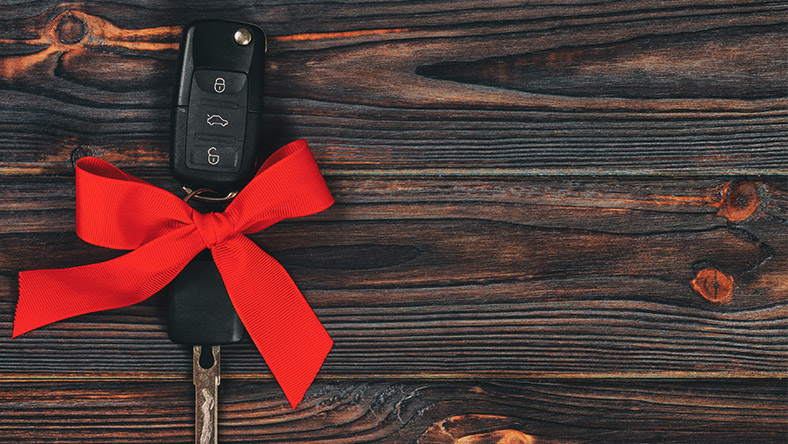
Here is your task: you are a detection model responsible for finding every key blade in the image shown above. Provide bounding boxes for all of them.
[193,345,220,444]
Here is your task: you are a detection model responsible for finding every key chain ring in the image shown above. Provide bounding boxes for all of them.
[182,186,238,203]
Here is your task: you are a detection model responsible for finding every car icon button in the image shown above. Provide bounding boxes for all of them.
[206,114,229,127]
[186,105,246,137]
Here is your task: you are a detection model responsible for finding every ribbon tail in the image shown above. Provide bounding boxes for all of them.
[14,227,204,338]
[212,236,332,408]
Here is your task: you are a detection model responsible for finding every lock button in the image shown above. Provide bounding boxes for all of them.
[213,77,226,93]
[193,70,247,102]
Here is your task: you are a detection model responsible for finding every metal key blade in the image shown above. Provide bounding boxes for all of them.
[193,345,220,444]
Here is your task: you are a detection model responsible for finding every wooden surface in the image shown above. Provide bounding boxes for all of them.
[0,1,786,443]
[1,379,785,443]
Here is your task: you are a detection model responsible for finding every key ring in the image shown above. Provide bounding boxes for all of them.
[182,186,238,203]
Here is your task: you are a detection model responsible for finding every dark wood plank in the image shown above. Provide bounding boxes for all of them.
[1,177,784,377]
[0,1,785,176]
[0,379,784,443]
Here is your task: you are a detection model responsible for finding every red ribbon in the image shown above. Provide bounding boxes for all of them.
[13,140,334,408]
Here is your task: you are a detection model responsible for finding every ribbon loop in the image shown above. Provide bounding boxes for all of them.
[75,157,194,250]
[14,140,334,408]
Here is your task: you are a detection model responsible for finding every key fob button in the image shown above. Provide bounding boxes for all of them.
[193,69,246,95]
[190,106,247,136]
[192,69,247,104]
[188,139,241,171]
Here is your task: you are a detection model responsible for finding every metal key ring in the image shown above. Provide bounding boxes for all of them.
[182,186,238,203]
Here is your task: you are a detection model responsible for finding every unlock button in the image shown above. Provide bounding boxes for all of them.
[207,147,221,165]
[189,140,240,171]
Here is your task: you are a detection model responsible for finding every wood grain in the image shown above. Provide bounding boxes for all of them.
[0,379,784,443]
[1,1,786,442]
[0,177,784,378]
[0,1,785,175]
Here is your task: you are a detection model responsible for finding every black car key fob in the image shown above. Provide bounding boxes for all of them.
[171,20,267,193]
[165,20,268,346]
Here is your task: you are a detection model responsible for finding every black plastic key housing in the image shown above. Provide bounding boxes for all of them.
[164,20,268,346]
[171,20,267,193]
[165,250,244,345]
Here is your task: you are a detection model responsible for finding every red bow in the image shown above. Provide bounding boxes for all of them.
[13,140,334,407]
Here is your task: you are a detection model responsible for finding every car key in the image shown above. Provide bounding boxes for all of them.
[166,248,241,444]
[171,20,267,194]
[166,20,267,444]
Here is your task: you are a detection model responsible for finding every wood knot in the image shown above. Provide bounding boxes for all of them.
[455,430,535,444]
[716,180,761,222]
[691,268,734,304]
[56,14,86,45]
[418,414,534,444]
[70,147,90,169]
